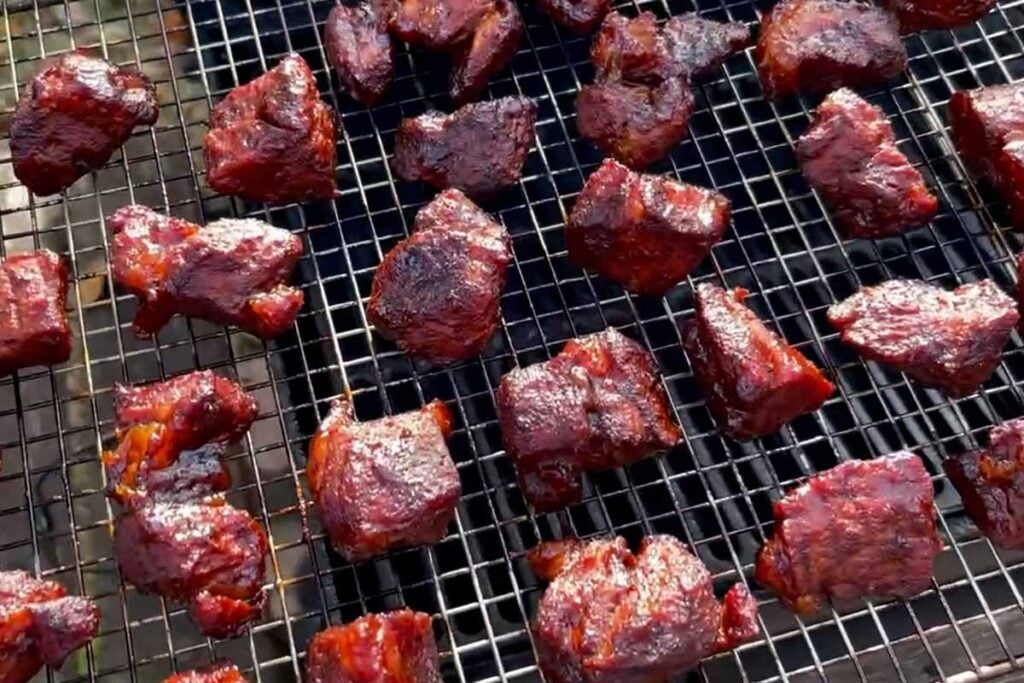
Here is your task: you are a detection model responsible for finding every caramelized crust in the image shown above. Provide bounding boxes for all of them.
[537,0,611,33]
[163,661,246,683]
[325,1,395,106]
[0,250,71,376]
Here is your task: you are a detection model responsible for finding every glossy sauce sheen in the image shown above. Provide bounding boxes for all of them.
[448,0,524,104]
[0,250,71,376]
[325,0,395,106]
[162,661,246,683]
[880,0,997,32]
[536,0,611,33]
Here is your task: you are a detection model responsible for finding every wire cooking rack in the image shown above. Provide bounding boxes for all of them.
[4,0,1024,681]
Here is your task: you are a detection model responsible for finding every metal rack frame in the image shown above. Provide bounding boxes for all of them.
[3,0,1024,680]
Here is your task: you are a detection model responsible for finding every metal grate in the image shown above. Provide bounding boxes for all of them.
[3,0,1024,680]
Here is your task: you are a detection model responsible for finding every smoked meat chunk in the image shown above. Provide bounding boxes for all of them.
[449,0,524,104]
[881,0,996,32]
[162,662,246,683]
[664,13,751,78]
[325,1,394,106]
[536,0,611,33]
[0,250,71,376]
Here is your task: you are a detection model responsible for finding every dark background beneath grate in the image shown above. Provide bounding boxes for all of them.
[3,0,1024,681]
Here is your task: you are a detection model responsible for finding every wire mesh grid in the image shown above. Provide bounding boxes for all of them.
[3,0,1024,681]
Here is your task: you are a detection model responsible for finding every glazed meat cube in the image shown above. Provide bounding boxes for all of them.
[796,88,938,239]
[827,279,1018,397]
[537,0,611,33]
[576,79,693,170]
[664,14,752,78]
[163,662,245,683]
[203,53,337,204]
[11,51,158,196]
[881,0,996,32]
[0,250,71,376]
[449,0,523,104]
[683,284,835,440]
[368,189,511,364]
[755,0,906,100]
[529,535,759,682]
[496,328,681,512]
[393,96,536,198]
[115,497,268,639]
[944,419,1024,549]
[756,452,942,614]
[999,139,1024,227]
[567,159,731,295]
[324,1,394,106]
[391,0,493,50]
[0,570,99,683]
[306,610,442,683]
[949,84,1024,185]
[109,205,304,339]
[307,399,460,562]
[590,12,675,84]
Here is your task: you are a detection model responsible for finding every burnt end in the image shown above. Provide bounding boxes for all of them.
[368,189,511,364]
[324,1,395,106]
[827,279,1018,397]
[449,0,523,104]
[11,51,158,196]
[108,205,304,339]
[530,535,759,682]
[756,0,906,100]
[755,452,942,614]
[590,12,674,84]
[664,14,751,78]
[567,159,730,295]
[393,96,536,198]
[203,53,337,204]
[796,88,938,239]
[881,0,996,32]
[495,328,681,512]
[162,662,245,683]
[391,0,493,50]
[537,0,610,33]
[945,418,1024,550]
[0,570,100,683]
[306,610,442,683]
[999,140,1024,227]
[307,400,460,562]
[682,283,834,440]
[0,250,71,377]
[114,498,268,639]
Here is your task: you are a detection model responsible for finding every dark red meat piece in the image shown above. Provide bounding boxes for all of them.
[391,0,493,50]
[945,418,1024,549]
[683,284,835,440]
[796,88,938,239]
[496,328,681,512]
[393,96,536,198]
[755,0,906,100]
[999,139,1024,227]
[537,0,610,33]
[590,12,674,84]
[203,53,337,204]
[307,399,460,562]
[0,250,71,376]
[449,0,523,104]
[306,610,441,683]
[325,1,394,106]
[881,0,996,32]
[163,662,245,683]
[567,159,730,295]
[529,535,759,682]
[756,452,942,614]
[10,51,158,196]
[103,371,257,503]
[368,189,511,364]
[108,204,304,339]
[115,497,268,639]
[0,571,99,683]
[664,14,751,78]
[827,279,1018,397]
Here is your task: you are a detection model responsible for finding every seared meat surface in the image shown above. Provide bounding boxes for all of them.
[0,571,99,683]
[537,0,611,33]
[881,0,996,31]
[307,399,460,562]
[567,159,730,295]
[11,51,158,196]
[109,205,304,339]
[449,0,523,104]
[683,284,834,440]
[393,96,536,198]
[306,610,442,683]
[325,1,394,106]
[163,662,245,683]
[368,189,511,364]
[664,14,751,78]
[756,0,906,100]
[756,452,942,614]
[0,250,71,376]
[945,419,1024,549]
[827,279,1018,397]
[203,53,337,204]
[590,12,674,84]
[529,535,759,682]
[796,88,937,239]
[391,0,493,50]
[496,328,681,512]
